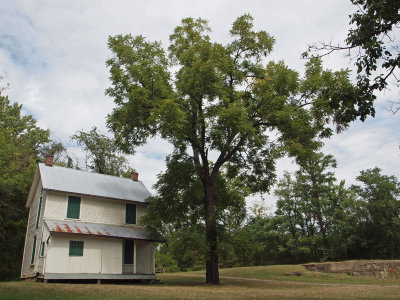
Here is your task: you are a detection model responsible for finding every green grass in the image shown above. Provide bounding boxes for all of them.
[218,264,400,284]
[1,264,400,300]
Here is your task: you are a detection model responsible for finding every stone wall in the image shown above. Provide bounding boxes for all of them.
[303,260,400,278]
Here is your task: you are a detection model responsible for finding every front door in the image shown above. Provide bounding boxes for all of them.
[122,239,134,274]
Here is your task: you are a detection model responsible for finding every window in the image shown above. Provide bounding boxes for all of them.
[31,236,37,264]
[35,196,42,229]
[69,241,84,256]
[125,204,136,224]
[40,242,45,257]
[67,196,81,219]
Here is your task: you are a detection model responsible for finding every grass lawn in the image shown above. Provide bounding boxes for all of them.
[1,264,400,300]
[218,264,400,284]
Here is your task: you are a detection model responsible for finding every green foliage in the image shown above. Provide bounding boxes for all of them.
[351,168,400,258]
[155,250,180,273]
[272,152,370,263]
[71,127,132,176]
[0,95,50,154]
[347,0,400,91]
[0,94,49,280]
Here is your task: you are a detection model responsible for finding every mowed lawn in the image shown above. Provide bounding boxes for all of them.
[2,264,400,300]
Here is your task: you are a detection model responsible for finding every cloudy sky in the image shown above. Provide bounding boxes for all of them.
[1,0,399,210]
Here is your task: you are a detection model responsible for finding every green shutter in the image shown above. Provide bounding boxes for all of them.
[125,204,136,224]
[67,196,81,219]
[69,241,84,256]
[31,236,37,264]
[40,242,45,256]
[35,196,42,229]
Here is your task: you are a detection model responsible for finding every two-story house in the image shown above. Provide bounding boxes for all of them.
[20,156,165,282]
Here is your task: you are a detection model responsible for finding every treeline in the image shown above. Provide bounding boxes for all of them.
[155,153,400,272]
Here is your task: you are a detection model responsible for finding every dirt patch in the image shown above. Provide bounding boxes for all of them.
[303,260,400,278]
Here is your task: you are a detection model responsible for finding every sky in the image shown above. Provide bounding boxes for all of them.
[1,0,399,211]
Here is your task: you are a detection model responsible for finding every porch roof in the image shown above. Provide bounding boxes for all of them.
[44,219,166,242]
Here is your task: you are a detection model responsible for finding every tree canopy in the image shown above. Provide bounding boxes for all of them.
[106,14,370,284]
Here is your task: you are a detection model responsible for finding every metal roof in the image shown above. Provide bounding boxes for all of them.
[38,163,151,203]
[45,219,166,242]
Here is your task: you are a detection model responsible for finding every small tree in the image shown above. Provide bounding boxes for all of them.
[106,15,368,284]
[352,168,400,258]
[71,127,132,176]
[275,153,359,262]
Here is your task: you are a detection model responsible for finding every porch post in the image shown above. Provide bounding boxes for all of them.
[152,243,155,274]
[133,240,136,274]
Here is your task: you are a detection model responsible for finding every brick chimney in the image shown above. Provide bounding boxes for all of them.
[44,155,54,167]
[130,172,138,181]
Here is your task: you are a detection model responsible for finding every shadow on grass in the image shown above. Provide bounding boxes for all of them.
[158,274,271,288]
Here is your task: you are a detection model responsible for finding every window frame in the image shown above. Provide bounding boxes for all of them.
[66,195,81,219]
[31,236,37,265]
[69,240,84,257]
[125,203,136,225]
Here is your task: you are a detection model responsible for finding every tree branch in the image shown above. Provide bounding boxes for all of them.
[211,134,248,180]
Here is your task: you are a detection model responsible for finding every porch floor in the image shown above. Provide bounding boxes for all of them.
[43,273,156,280]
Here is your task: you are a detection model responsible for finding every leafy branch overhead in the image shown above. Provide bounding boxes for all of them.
[106,14,370,284]
[304,0,400,110]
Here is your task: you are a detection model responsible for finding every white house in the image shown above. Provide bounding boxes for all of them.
[20,156,165,282]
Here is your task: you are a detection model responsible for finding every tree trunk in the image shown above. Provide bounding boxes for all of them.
[204,179,219,284]
[311,178,330,255]
[311,178,325,237]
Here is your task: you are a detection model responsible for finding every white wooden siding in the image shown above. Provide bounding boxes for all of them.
[44,191,147,226]
[21,181,45,277]
[43,192,65,220]
[135,240,154,274]
[45,235,101,274]
[45,235,123,274]
[37,226,51,274]
[101,238,123,274]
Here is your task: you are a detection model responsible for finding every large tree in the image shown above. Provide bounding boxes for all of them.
[106,15,367,284]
